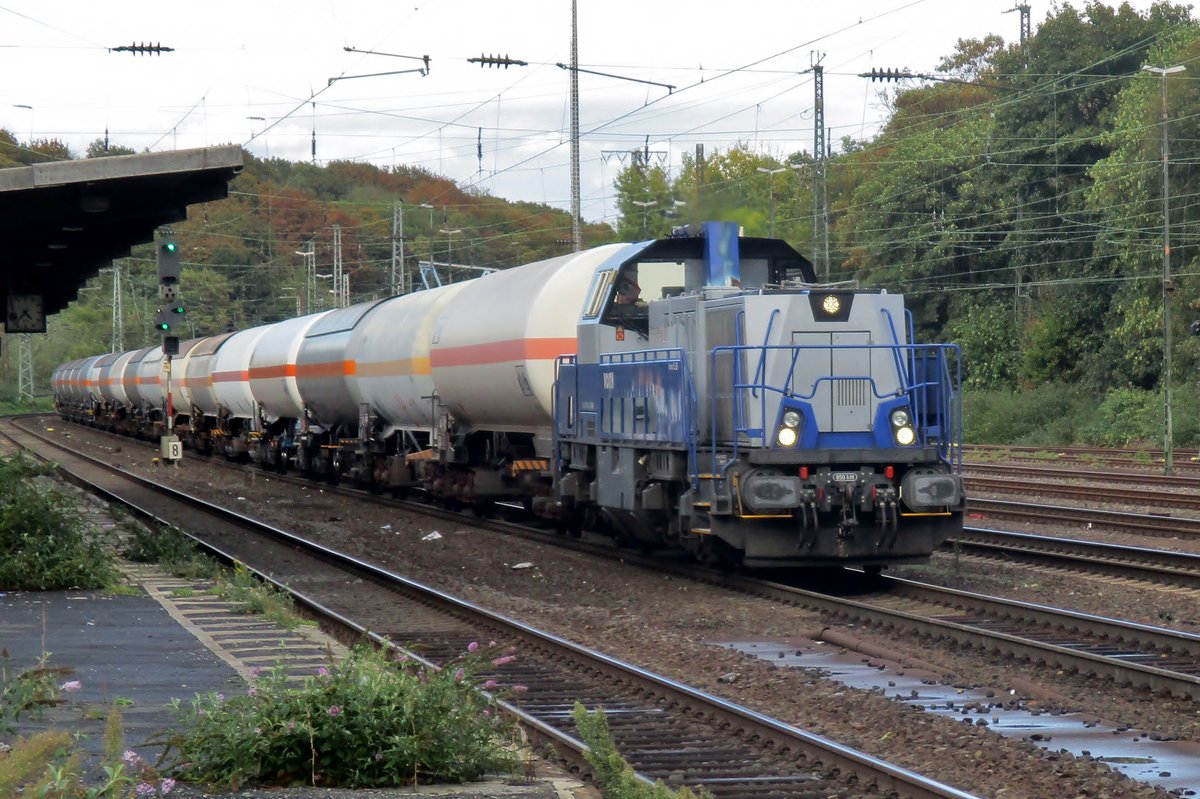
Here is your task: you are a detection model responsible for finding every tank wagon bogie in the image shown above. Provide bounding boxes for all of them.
[55,222,964,571]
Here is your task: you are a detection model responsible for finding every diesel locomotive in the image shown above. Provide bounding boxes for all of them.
[54,221,964,570]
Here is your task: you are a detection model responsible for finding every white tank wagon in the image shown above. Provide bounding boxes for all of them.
[175,332,235,454]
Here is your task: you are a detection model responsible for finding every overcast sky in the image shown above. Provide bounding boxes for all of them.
[0,1,1169,225]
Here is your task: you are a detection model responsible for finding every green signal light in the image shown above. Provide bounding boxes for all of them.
[163,241,177,252]
[170,305,184,314]
[155,322,170,331]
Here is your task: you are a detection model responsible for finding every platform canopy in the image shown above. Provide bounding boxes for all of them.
[0,144,243,333]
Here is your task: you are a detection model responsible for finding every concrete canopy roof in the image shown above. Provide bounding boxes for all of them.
[0,144,243,329]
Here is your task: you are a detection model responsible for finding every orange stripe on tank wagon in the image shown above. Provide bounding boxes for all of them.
[212,370,251,383]
[356,357,432,377]
[248,364,298,379]
[431,337,576,368]
[295,360,357,378]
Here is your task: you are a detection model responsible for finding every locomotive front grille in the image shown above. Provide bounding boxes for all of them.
[836,378,870,407]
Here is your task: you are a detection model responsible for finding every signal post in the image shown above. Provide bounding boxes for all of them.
[156,236,184,462]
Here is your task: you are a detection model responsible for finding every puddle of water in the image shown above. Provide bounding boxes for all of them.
[717,639,1200,795]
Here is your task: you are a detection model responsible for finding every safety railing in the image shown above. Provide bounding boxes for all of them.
[707,340,961,478]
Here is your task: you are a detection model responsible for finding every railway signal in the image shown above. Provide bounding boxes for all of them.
[157,237,183,354]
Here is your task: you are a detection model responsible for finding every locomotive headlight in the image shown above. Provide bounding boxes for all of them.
[821,294,841,316]
[777,426,798,447]
[890,407,916,445]
[782,410,801,428]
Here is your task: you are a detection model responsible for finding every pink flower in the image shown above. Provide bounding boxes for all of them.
[467,641,479,653]
[483,679,498,689]
[161,778,176,795]
[395,653,408,663]
[216,693,225,702]
[512,685,528,693]
[454,668,465,682]
[59,680,81,693]
[254,726,262,734]
[135,783,155,797]
[374,752,383,761]
[327,705,341,716]
[286,720,297,731]
[492,655,516,666]
[122,750,139,766]
[247,686,257,697]
[317,667,330,677]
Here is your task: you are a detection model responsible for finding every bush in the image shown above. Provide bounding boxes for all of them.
[122,522,216,580]
[0,455,118,590]
[959,381,1200,448]
[962,383,1098,445]
[163,644,521,789]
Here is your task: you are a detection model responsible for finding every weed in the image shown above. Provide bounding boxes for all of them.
[1,651,70,736]
[211,565,308,629]
[572,703,711,799]
[162,644,522,789]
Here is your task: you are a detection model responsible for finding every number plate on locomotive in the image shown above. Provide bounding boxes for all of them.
[832,471,860,483]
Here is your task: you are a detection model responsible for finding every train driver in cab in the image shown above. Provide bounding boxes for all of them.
[614,270,643,307]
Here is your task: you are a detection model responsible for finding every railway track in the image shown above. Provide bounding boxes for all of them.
[964,443,1200,473]
[26,416,1200,705]
[966,460,1200,489]
[966,474,1200,511]
[969,496,1200,539]
[950,526,1200,590]
[4,416,981,799]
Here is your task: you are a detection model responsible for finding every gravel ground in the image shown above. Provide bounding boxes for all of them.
[44,423,1198,799]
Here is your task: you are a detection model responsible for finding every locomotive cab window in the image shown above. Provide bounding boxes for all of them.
[601,261,685,337]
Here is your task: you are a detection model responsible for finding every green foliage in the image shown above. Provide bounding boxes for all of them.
[1079,387,1161,447]
[0,455,118,591]
[164,644,521,789]
[572,703,711,799]
[943,295,1018,388]
[122,522,216,580]
[963,383,1098,445]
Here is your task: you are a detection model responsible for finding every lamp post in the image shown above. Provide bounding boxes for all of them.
[12,104,32,143]
[631,200,656,238]
[419,203,435,274]
[1143,63,1185,473]
[438,228,461,282]
[756,166,787,238]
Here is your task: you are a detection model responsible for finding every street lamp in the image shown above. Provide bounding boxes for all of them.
[12,104,33,143]
[756,166,788,238]
[631,200,656,238]
[1142,63,1185,472]
[438,228,461,280]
